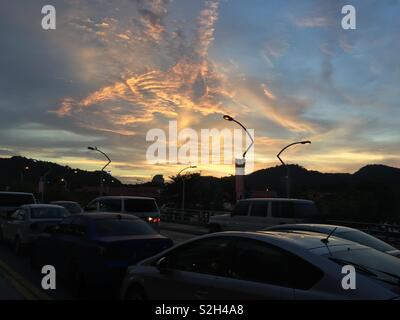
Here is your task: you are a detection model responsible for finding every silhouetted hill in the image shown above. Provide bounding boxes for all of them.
[354,164,400,184]
[0,156,122,190]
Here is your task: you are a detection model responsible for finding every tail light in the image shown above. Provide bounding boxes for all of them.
[147,217,160,223]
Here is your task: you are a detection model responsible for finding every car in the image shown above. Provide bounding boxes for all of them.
[0,204,69,254]
[0,192,36,222]
[264,224,400,258]
[30,212,173,297]
[85,196,161,231]
[120,230,400,300]
[208,198,323,232]
[50,201,84,214]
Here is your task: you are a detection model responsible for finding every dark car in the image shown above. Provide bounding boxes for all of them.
[30,212,173,296]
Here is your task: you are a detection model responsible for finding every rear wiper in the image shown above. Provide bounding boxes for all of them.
[329,258,378,277]
[370,269,400,285]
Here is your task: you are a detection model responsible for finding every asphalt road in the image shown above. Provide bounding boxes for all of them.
[0,226,199,300]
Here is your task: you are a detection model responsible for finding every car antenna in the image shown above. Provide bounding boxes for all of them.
[321,227,338,244]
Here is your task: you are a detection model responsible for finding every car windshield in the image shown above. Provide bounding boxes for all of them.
[124,199,157,213]
[94,219,157,237]
[337,230,396,252]
[0,194,35,207]
[30,207,69,219]
[324,248,400,285]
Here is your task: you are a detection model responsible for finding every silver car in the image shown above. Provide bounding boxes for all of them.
[120,231,400,300]
[264,224,400,257]
[0,204,70,254]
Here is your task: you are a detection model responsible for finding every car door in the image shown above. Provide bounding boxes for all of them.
[212,238,296,299]
[246,201,270,230]
[3,209,26,241]
[36,216,76,273]
[144,236,235,300]
[225,201,251,231]
[2,210,20,241]
[57,217,91,275]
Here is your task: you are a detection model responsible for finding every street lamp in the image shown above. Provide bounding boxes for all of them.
[223,115,254,158]
[277,140,311,198]
[223,115,254,201]
[88,146,111,196]
[178,165,197,214]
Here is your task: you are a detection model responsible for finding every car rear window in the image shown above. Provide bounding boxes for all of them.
[56,203,82,214]
[124,199,158,213]
[338,231,396,252]
[94,219,157,237]
[0,194,35,206]
[31,207,69,219]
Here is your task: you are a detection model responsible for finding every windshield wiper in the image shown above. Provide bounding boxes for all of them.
[329,258,378,277]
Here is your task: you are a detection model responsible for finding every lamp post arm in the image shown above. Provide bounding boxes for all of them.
[232,119,254,159]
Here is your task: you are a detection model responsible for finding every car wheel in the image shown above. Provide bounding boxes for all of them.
[0,228,4,244]
[125,285,147,300]
[14,237,22,255]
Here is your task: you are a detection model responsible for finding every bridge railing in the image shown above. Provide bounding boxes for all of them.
[160,207,227,225]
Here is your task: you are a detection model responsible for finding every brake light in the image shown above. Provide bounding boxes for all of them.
[147,217,160,223]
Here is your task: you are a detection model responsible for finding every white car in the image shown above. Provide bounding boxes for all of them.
[0,204,70,254]
[208,198,322,232]
[120,231,400,300]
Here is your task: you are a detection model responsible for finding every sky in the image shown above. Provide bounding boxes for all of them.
[0,0,399,183]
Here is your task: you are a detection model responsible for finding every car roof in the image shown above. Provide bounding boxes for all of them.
[51,201,80,204]
[207,230,362,252]
[91,196,155,201]
[21,204,65,209]
[74,212,139,220]
[240,198,314,203]
[0,192,34,196]
[266,224,356,234]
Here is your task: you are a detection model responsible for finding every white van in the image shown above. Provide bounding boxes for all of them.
[85,196,161,231]
[208,198,322,232]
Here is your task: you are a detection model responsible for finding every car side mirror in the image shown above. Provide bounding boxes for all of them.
[156,257,169,274]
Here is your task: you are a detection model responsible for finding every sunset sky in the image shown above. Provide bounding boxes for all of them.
[1,0,399,183]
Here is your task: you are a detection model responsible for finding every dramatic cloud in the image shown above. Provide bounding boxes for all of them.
[1,0,399,181]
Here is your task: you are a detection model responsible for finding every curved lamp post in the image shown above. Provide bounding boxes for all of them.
[178,165,197,214]
[88,146,111,196]
[223,115,254,201]
[223,115,254,158]
[277,140,311,198]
